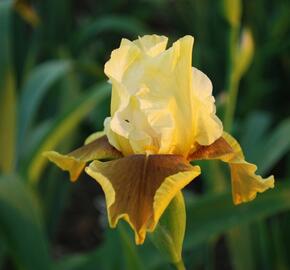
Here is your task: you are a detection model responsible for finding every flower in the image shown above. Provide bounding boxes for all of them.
[44,35,274,245]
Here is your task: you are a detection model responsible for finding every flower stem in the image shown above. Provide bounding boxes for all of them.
[174,259,186,270]
[224,26,239,132]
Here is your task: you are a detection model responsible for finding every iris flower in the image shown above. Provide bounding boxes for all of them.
[44,35,274,245]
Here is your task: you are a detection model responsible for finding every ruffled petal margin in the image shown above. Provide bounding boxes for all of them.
[43,136,122,181]
[189,133,274,204]
[85,154,200,244]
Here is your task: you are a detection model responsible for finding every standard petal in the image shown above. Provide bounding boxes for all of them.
[43,136,122,181]
[191,67,223,146]
[138,36,195,155]
[133,35,168,57]
[189,133,274,204]
[104,42,140,83]
[85,154,200,244]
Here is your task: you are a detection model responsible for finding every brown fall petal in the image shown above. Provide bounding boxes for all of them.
[85,154,200,244]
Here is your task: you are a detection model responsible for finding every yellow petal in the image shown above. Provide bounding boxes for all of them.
[104,35,223,157]
[221,132,274,204]
[85,154,200,244]
[104,36,194,156]
[133,35,168,57]
[229,163,274,204]
[104,117,134,156]
[189,133,274,204]
[43,136,122,181]
[84,131,105,145]
[104,42,140,83]
[43,151,85,182]
[191,67,223,146]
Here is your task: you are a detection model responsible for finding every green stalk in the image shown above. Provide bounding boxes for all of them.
[174,260,186,270]
[150,192,186,269]
[224,26,239,132]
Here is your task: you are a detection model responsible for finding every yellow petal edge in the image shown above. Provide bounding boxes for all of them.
[43,151,85,181]
[221,132,275,204]
[43,135,122,181]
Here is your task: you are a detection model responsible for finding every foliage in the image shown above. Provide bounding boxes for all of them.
[0,0,290,269]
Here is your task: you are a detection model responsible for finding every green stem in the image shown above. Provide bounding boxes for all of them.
[224,26,239,132]
[210,160,228,192]
[174,259,186,270]
[224,70,239,131]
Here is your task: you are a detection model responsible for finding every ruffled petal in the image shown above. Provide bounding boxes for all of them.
[104,35,223,158]
[189,133,274,204]
[191,67,223,145]
[104,117,134,156]
[221,132,274,204]
[85,154,200,244]
[132,35,168,57]
[104,36,198,156]
[43,136,122,181]
[104,42,140,83]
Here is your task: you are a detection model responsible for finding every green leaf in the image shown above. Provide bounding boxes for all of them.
[253,222,273,270]
[0,174,51,270]
[227,225,255,270]
[240,111,272,160]
[17,60,73,155]
[184,181,290,250]
[150,192,186,270]
[118,223,145,270]
[53,228,126,270]
[0,72,16,174]
[0,0,13,82]
[271,218,289,269]
[0,0,16,173]
[240,114,290,174]
[256,118,290,174]
[26,82,110,184]
[53,224,167,270]
[0,237,6,269]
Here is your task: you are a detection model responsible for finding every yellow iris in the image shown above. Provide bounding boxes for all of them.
[44,35,274,245]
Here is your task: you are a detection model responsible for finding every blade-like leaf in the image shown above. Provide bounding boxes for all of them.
[256,118,290,174]
[0,238,6,269]
[240,111,272,160]
[53,228,124,270]
[227,225,255,270]
[270,218,289,269]
[184,181,290,250]
[240,114,290,174]
[17,60,73,155]
[118,223,145,270]
[0,0,13,83]
[26,82,110,184]
[0,0,16,173]
[0,174,51,270]
[0,71,16,174]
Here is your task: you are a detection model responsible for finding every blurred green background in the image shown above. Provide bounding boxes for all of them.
[0,0,290,269]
